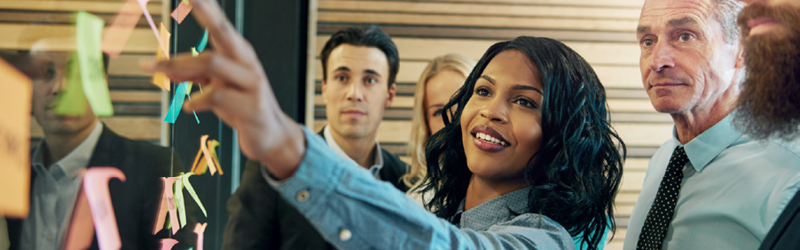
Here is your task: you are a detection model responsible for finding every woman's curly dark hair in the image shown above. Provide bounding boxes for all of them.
[417,36,625,250]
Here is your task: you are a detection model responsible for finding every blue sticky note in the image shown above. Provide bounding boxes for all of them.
[164,82,189,123]
[197,30,208,52]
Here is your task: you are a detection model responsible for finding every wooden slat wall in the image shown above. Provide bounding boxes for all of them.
[313,1,662,249]
[1,0,166,145]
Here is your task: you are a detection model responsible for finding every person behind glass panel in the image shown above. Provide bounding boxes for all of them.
[403,53,476,207]
[1,42,194,250]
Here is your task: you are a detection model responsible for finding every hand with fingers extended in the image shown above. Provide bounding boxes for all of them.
[141,0,305,179]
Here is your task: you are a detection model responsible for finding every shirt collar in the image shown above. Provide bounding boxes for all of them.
[670,113,742,172]
[323,125,384,177]
[32,122,103,178]
[454,186,532,231]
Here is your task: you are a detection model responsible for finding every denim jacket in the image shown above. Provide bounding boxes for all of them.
[263,126,574,249]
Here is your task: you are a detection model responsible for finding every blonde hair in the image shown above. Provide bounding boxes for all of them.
[403,54,476,188]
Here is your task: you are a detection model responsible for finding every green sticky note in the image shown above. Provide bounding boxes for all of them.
[174,177,187,229]
[54,56,88,115]
[182,173,207,217]
[191,47,199,57]
[76,11,114,116]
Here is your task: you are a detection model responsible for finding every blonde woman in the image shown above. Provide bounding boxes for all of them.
[404,54,476,206]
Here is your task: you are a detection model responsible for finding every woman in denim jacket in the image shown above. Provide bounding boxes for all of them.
[151,1,624,248]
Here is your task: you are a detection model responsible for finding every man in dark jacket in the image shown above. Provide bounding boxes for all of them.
[4,50,196,250]
[223,25,409,249]
[735,0,800,249]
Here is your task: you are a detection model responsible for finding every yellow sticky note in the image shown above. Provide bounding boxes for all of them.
[0,58,32,218]
[151,23,171,91]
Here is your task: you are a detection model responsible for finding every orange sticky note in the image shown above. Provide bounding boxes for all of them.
[194,223,207,250]
[83,167,126,250]
[0,58,31,218]
[170,1,193,24]
[190,147,207,175]
[151,23,171,91]
[102,0,143,58]
[63,170,94,250]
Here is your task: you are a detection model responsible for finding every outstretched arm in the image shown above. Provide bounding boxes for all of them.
[143,0,304,179]
[264,126,573,249]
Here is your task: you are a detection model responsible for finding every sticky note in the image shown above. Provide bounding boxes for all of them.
[102,0,143,58]
[153,177,180,235]
[180,173,207,217]
[63,170,94,250]
[194,223,208,250]
[197,30,208,52]
[164,82,188,123]
[170,1,193,24]
[84,167,126,250]
[190,147,206,175]
[200,135,220,176]
[137,0,168,56]
[76,11,114,116]
[160,238,179,250]
[173,178,187,229]
[152,23,171,91]
[0,58,31,218]
[184,83,200,124]
[206,139,223,175]
[54,55,89,115]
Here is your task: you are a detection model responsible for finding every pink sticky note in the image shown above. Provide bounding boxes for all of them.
[84,167,126,250]
[160,238,179,250]
[152,177,181,235]
[137,0,168,56]
[170,1,193,24]
[63,170,94,250]
[194,222,207,250]
[199,135,218,176]
[102,0,143,58]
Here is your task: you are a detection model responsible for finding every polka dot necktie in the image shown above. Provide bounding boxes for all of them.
[636,146,687,250]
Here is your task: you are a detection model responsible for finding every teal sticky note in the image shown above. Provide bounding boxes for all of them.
[197,29,208,52]
[76,11,114,116]
[164,82,188,123]
[54,56,88,115]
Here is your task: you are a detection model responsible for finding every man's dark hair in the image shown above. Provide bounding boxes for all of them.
[319,25,399,88]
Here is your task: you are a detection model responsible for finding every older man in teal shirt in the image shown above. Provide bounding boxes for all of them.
[624,0,800,249]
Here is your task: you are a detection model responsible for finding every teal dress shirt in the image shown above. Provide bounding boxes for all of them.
[624,114,800,250]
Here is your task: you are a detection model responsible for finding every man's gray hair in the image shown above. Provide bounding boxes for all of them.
[711,0,744,44]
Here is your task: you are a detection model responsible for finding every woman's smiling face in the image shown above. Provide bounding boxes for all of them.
[460,49,544,182]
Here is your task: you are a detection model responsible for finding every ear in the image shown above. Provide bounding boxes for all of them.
[385,82,396,108]
[321,80,329,104]
[734,42,746,69]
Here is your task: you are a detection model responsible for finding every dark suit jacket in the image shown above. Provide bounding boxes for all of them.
[7,125,197,250]
[222,130,409,249]
[759,191,800,250]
